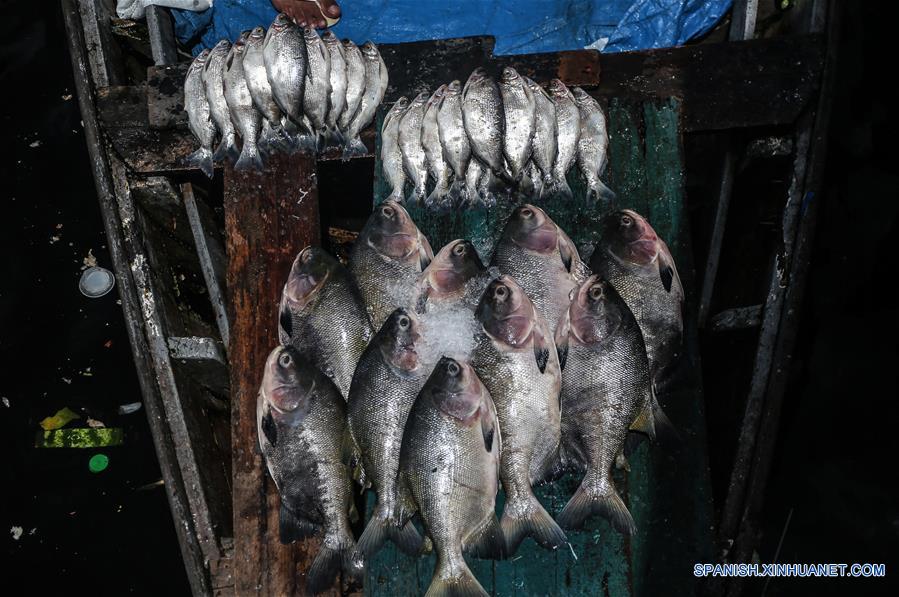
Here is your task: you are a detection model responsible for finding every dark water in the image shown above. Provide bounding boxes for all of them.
[1,1,895,595]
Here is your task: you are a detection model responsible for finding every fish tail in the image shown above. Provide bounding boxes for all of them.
[323,125,345,148]
[234,142,264,172]
[464,513,506,560]
[544,176,573,200]
[651,393,680,445]
[425,553,489,597]
[278,504,316,544]
[386,187,405,203]
[306,532,364,595]
[447,177,467,205]
[500,492,568,554]
[586,179,616,204]
[357,505,424,558]
[341,136,367,160]
[259,121,288,155]
[184,147,214,179]
[212,133,239,163]
[556,471,636,535]
[406,186,426,206]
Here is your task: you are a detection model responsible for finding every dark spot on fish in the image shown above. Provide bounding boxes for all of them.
[660,264,674,292]
[226,54,234,70]
[262,411,278,446]
[483,426,494,453]
[279,308,293,338]
[431,467,438,473]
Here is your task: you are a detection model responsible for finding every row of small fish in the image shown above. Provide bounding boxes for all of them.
[184,13,388,177]
[381,67,614,210]
[258,202,683,595]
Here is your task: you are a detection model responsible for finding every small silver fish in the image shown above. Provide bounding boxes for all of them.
[262,14,307,145]
[338,40,365,135]
[244,26,287,153]
[344,42,388,159]
[381,97,410,203]
[184,49,216,178]
[462,68,505,177]
[421,85,453,207]
[572,87,615,202]
[525,77,557,195]
[322,31,346,146]
[203,40,239,163]
[437,80,471,203]
[223,34,264,171]
[499,67,536,183]
[397,92,430,204]
[547,79,579,199]
[303,27,332,150]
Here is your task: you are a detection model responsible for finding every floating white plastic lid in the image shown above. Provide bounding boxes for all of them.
[79,266,116,298]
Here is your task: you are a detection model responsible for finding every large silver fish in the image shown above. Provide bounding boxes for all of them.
[223,34,264,171]
[437,80,471,203]
[322,31,347,146]
[380,97,410,203]
[349,308,429,558]
[277,247,373,399]
[421,85,453,207]
[244,26,288,153]
[572,87,615,202]
[203,39,239,163]
[547,79,579,200]
[343,42,388,159]
[525,77,557,194]
[398,357,505,597]
[257,345,364,593]
[398,91,430,205]
[554,276,653,534]
[262,14,307,146]
[348,200,433,329]
[415,239,489,313]
[338,40,365,135]
[499,67,536,183]
[303,27,332,149]
[589,210,683,407]
[184,49,216,178]
[462,68,505,177]
[472,276,566,553]
[491,204,587,332]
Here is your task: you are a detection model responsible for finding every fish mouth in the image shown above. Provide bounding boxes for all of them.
[501,67,520,82]
[624,238,659,265]
[249,28,266,40]
[272,13,291,30]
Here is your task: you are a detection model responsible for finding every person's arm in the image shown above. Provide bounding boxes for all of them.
[271,0,341,28]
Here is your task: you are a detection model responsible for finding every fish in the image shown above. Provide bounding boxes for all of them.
[465,158,485,206]
[302,27,332,149]
[589,210,683,414]
[398,357,505,597]
[349,308,429,558]
[338,40,365,135]
[262,14,308,148]
[572,87,615,202]
[397,92,430,204]
[257,345,365,593]
[553,275,653,534]
[348,200,433,329]
[491,204,588,333]
[436,80,471,203]
[421,85,453,208]
[322,31,347,146]
[223,33,264,171]
[183,49,216,178]
[203,39,239,163]
[462,68,505,178]
[343,42,388,159]
[547,79,579,200]
[380,97,410,203]
[244,26,288,153]
[499,67,536,183]
[471,276,567,553]
[415,239,489,313]
[525,77,557,195]
[277,247,374,399]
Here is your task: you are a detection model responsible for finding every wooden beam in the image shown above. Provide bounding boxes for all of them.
[146,5,178,66]
[225,153,323,595]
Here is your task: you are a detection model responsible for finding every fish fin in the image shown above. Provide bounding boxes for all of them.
[341,136,367,160]
[629,401,656,441]
[658,240,682,294]
[447,177,467,206]
[387,187,405,203]
[394,474,419,527]
[261,410,278,447]
[323,126,345,147]
[358,509,424,558]
[424,559,489,597]
[531,324,550,374]
[278,301,293,344]
[306,534,365,595]
[341,430,366,487]
[418,233,434,271]
[554,309,571,371]
[278,504,316,544]
[464,514,506,560]
[556,473,636,535]
[545,177,573,201]
[183,147,214,179]
[615,451,631,472]
[651,392,680,445]
[501,493,568,554]
[234,143,265,172]
[212,134,239,163]
[586,179,616,204]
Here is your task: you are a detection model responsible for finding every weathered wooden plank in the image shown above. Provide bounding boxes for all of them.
[146,5,178,66]
[225,152,324,596]
[77,0,124,86]
[148,64,187,129]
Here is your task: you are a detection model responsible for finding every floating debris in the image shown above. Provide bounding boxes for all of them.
[40,407,81,431]
[117,402,142,415]
[79,266,115,298]
[10,526,23,541]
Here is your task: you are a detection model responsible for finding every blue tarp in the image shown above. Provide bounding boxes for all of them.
[173,0,732,57]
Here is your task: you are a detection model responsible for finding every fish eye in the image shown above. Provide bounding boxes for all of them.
[381,205,395,218]
[446,361,460,376]
[620,215,633,226]
[494,285,508,299]
[398,315,410,329]
[452,243,466,256]
[278,352,293,367]
[589,285,604,300]
[520,208,533,218]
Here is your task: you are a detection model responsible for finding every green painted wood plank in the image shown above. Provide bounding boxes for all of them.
[367,98,713,596]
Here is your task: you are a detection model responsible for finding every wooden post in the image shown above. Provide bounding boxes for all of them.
[226,153,322,595]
